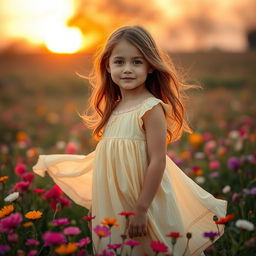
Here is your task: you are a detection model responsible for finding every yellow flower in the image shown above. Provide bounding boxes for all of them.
[101,217,120,228]
[25,210,43,220]
[0,176,8,182]
[55,243,77,255]
[23,222,33,227]
[0,205,14,218]
[188,133,203,148]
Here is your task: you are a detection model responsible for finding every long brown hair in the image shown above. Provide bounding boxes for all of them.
[79,25,200,144]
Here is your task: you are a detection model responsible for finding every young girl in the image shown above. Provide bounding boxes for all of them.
[33,25,227,256]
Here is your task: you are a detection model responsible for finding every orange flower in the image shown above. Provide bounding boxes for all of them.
[0,176,8,182]
[55,242,77,255]
[25,210,43,220]
[215,214,235,224]
[101,217,120,228]
[188,133,203,148]
[16,131,28,142]
[180,151,190,160]
[23,222,33,227]
[0,205,14,218]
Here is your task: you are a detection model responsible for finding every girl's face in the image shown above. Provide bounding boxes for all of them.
[107,39,152,93]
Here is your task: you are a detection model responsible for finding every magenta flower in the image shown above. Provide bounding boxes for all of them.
[98,249,115,256]
[44,185,62,200]
[7,233,18,243]
[14,181,30,192]
[124,240,140,248]
[231,192,241,202]
[93,225,111,238]
[77,249,87,256]
[21,173,35,182]
[0,245,11,254]
[0,213,23,233]
[64,226,81,236]
[150,241,168,253]
[52,218,70,226]
[76,237,91,247]
[250,187,256,195]
[27,250,38,256]
[65,141,79,154]
[107,243,122,250]
[15,163,27,176]
[25,239,40,246]
[42,231,66,246]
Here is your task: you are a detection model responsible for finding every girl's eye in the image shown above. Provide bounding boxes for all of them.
[114,60,124,64]
[133,60,142,64]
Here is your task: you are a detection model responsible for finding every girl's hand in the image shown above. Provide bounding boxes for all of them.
[128,210,148,238]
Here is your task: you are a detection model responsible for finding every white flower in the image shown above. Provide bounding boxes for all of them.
[229,130,239,140]
[222,185,231,194]
[4,192,19,202]
[194,152,205,159]
[56,141,66,150]
[195,176,205,184]
[235,219,254,231]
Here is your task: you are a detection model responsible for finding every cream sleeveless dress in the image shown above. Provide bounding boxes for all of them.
[33,97,227,256]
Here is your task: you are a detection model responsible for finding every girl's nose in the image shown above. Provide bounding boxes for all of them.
[123,64,132,73]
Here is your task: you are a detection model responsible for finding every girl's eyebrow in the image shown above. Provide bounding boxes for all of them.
[113,56,144,59]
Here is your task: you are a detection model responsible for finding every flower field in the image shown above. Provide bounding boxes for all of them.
[0,52,255,255]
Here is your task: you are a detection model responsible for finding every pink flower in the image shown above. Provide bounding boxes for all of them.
[150,241,168,253]
[15,163,27,176]
[21,173,35,182]
[204,140,216,155]
[14,181,30,192]
[124,240,140,247]
[209,160,220,170]
[52,218,70,226]
[0,213,23,233]
[107,243,122,250]
[43,185,62,200]
[98,250,115,256]
[76,237,91,247]
[65,141,79,154]
[93,225,111,238]
[64,226,81,236]
[25,239,40,246]
[7,233,18,243]
[27,250,38,256]
[42,231,66,246]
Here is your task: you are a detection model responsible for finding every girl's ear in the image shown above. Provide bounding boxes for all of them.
[106,63,111,73]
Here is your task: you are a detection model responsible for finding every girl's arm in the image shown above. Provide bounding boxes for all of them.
[135,104,167,213]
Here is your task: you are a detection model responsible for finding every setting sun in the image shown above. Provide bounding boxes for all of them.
[44,26,83,54]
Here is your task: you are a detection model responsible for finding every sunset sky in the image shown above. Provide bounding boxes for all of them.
[0,0,255,54]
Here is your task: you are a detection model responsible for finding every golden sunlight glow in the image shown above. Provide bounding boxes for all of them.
[44,26,83,54]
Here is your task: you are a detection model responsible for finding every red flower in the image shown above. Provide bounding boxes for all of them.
[215,214,235,224]
[15,163,27,176]
[166,232,182,238]
[119,211,136,216]
[43,185,62,200]
[21,173,35,183]
[14,181,30,192]
[150,241,168,253]
[33,189,46,194]
[82,216,96,221]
